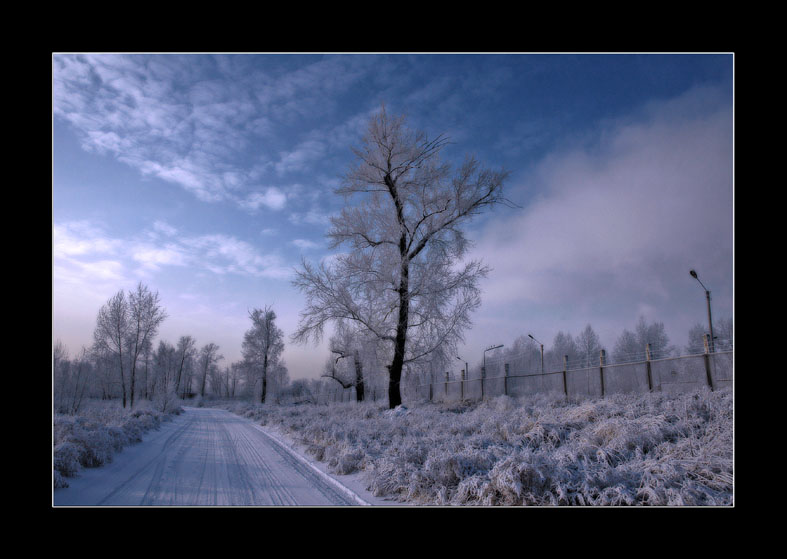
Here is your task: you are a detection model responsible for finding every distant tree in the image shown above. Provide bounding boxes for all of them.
[93,290,131,407]
[613,316,674,363]
[546,331,579,371]
[197,342,223,398]
[612,329,641,363]
[126,282,167,408]
[174,335,196,397]
[292,105,510,409]
[242,306,285,404]
[686,316,733,353]
[575,324,602,368]
[634,316,674,359]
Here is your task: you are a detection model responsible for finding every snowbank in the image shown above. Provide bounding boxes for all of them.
[53,400,183,488]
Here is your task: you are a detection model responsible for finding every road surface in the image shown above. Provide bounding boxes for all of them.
[53,407,362,506]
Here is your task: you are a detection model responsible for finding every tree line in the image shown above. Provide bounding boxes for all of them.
[54,284,294,414]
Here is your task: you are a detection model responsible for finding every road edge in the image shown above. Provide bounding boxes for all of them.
[247,421,372,506]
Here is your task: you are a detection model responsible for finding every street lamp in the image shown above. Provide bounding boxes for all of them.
[689,269,715,353]
[456,355,468,379]
[528,334,544,374]
[483,344,504,373]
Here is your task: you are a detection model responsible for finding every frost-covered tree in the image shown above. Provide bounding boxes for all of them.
[92,284,166,408]
[575,324,602,368]
[686,316,733,353]
[293,105,510,408]
[613,316,674,363]
[321,320,370,402]
[127,283,167,408]
[198,342,223,398]
[174,335,196,397]
[242,306,284,404]
[546,331,579,371]
[93,290,131,407]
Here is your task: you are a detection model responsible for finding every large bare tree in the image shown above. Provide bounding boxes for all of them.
[293,106,509,408]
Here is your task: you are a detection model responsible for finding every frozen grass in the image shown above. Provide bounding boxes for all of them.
[53,399,183,488]
[220,388,733,506]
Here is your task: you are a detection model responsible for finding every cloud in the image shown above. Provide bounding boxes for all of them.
[53,220,292,281]
[291,239,320,250]
[238,187,288,212]
[471,84,733,318]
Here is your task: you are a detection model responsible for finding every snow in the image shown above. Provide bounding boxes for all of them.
[218,388,733,506]
[54,388,733,506]
[53,407,366,506]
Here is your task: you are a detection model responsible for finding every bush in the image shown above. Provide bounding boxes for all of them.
[53,400,179,488]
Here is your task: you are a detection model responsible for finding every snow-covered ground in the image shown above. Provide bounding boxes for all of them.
[53,407,368,506]
[221,388,733,506]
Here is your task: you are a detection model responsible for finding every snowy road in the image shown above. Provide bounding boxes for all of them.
[53,407,362,506]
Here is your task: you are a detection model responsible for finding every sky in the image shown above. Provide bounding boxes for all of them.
[52,53,734,379]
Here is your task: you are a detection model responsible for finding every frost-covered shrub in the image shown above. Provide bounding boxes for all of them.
[53,400,180,488]
[226,388,732,506]
[54,441,81,477]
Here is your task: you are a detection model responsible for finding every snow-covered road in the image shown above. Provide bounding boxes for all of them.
[53,407,362,506]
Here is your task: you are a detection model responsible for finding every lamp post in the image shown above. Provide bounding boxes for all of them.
[689,269,715,353]
[456,355,468,379]
[528,334,544,374]
[483,344,504,373]
[482,344,504,400]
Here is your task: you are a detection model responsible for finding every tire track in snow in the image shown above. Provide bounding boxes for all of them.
[58,407,362,506]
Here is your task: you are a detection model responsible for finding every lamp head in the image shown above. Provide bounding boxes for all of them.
[689,270,698,279]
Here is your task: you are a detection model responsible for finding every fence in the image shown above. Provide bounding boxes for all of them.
[313,334,733,405]
[416,335,732,403]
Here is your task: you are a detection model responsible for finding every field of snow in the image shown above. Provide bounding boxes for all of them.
[220,388,733,506]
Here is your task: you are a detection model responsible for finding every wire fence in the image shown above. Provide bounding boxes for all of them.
[315,335,733,405]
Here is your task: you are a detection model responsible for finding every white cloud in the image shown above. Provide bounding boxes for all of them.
[239,187,288,212]
[470,85,733,327]
[291,239,320,250]
[54,220,292,281]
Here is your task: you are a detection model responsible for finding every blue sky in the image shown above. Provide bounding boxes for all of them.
[52,53,734,378]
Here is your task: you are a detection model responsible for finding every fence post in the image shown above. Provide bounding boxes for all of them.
[429,372,433,402]
[504,363,509,396]
[481,366,486,400]
[645,343,654,392]
[563,355,568,400]
[599,349,606,397]
[703,334,715,391]
[460,369,465,401]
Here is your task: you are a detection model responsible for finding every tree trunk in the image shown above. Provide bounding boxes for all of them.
[261,355,268,404]
[388,260,409,409]
[353,349,365,402]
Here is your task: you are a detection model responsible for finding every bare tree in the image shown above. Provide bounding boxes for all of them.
[198,342,223,398]
[575,324,602,369]
[127,283,167,408]
[242,306,284,404]
[322,320,368,402]
[292,105,510,408]
[174,335,196,398]
[93,290,131,407]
